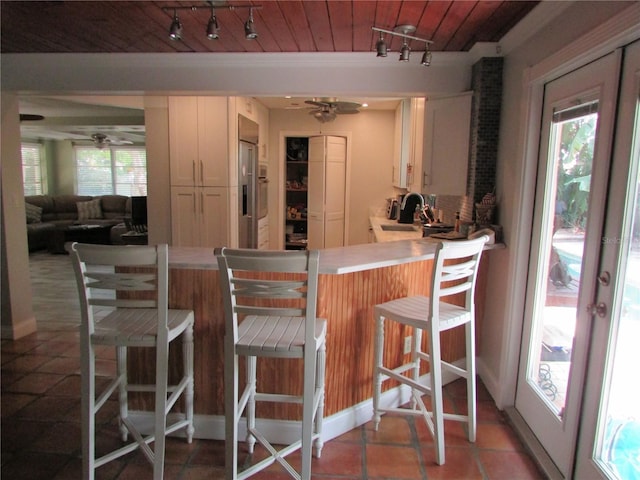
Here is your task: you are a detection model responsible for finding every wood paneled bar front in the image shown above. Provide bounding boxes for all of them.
[127,239,495,442]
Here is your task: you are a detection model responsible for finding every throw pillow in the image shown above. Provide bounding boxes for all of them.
[77,198,103,221]
[25,202,43,224]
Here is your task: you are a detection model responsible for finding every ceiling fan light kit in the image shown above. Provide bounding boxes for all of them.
[304,98,362,123]
[371,25,433,66]
[162,2,261,41]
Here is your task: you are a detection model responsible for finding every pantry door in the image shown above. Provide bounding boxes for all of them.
[515,52,621,477]
[574,39,640,479]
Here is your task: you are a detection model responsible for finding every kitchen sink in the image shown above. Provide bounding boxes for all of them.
[380,224,419,232]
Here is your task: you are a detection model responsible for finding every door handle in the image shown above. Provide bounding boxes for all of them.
[586,302,607,318]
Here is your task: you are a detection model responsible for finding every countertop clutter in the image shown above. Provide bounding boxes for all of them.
[369,216,500,245]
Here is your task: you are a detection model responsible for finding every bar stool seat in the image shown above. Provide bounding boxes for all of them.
[372,236,488,465]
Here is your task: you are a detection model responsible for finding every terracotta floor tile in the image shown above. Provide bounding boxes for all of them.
[475,422,525,452]
[366,414,414,444]
[365,443,423,479]
[4,371,65,394]
[32,422,82,455]
[311,440,363,475]
[478,450,544,479]
[421,445,482,479]
[36,355,81,375]
[15,395,78,422]
[0,392,36,417]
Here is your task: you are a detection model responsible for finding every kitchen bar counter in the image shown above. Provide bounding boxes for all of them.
[130,240,495,443]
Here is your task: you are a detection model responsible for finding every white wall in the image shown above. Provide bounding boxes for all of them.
[268,107,397,246]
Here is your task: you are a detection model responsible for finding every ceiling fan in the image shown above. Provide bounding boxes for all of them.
[91,132,133,149]
[304,98,361,123]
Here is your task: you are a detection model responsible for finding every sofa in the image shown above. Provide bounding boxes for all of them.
[25,194,131,252]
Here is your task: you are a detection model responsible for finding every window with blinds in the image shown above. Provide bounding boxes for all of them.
[22,143,44,195]
[75,146,147,196]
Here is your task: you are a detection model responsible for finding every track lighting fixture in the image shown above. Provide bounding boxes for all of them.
[206,7,219,40]
[169,10,182,41]
[371,25,433,66]
[375,31,387,57]
[162,3,261,41]
[421,48,432,66]
[244,8,258,40]
[399,41,410,62]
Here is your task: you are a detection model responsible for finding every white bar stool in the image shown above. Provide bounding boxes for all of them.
[71,243,195,480]
[372,236,488,465]
[215,247,326,480]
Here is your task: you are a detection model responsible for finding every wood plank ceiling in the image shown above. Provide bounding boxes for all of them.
[1,1,539,54]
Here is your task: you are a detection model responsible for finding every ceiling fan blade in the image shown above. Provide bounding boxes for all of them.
[305,100,329,108]
[20,113,45,121]
[335,101,361,110]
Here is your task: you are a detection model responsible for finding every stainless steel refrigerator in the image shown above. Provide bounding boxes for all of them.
[238,115,259,248]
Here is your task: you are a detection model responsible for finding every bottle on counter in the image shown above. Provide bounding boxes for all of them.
[454,212,461,232]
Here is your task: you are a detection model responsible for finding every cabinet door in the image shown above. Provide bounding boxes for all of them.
[324,136,346,248]
[307,137,326,249]
[169,97,199,186]
[393,99,411,188]
[421,92,472,195]
[171,186,198,247]
[198,97,229,187]
[307,136,346,249]
[200,187,229,248]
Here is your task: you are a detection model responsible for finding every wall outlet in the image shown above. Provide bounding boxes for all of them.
[404,336,412,354]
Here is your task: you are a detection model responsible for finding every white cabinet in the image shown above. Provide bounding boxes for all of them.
[169,96,230,187]
[170,186,230,247]
[393,98,425,189]
[421,92,472,196]
[307,136,346,249]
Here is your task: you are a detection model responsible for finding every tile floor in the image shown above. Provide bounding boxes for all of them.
[0,252,546,479]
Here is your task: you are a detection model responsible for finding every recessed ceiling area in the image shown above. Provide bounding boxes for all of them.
[18,95,402,142]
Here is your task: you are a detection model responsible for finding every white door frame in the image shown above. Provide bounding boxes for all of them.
[277,130,352,248]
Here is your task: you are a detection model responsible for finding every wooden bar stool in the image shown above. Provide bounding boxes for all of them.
[71,243,195,480]
[372,236,488,465]
[215,247,326,480]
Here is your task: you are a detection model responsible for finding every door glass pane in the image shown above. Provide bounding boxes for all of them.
[595,107,640,480]
[527,105,598,417]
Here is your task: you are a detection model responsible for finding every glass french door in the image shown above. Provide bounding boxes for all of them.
[575,39,640,480]
[515,52,621,477]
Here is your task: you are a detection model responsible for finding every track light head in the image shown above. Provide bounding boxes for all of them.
[375,32,387,57]
[244,8,258,40]
[421,49,432,66]
[169,10,182,40]
[399,41,410,62]
[207,9,219,40]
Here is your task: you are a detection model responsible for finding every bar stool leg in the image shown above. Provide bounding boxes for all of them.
[225,352,240,480]
[183,324,195,442]
[410,328,422,410]
[246,356,257,454]
[117,346,129,441]
[429,329,446,465]
[314,344,326,458]
[372,312,384,431]
[465,320,477,442]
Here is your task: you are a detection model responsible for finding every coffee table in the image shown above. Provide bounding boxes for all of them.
[48,224,113,254]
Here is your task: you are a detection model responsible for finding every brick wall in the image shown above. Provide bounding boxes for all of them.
[436,57,503,226]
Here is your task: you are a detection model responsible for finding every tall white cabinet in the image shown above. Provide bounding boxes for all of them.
[307,135,347,249]
[168,96,233,248]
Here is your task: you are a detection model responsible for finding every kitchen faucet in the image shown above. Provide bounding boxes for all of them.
[398,192,425,224]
